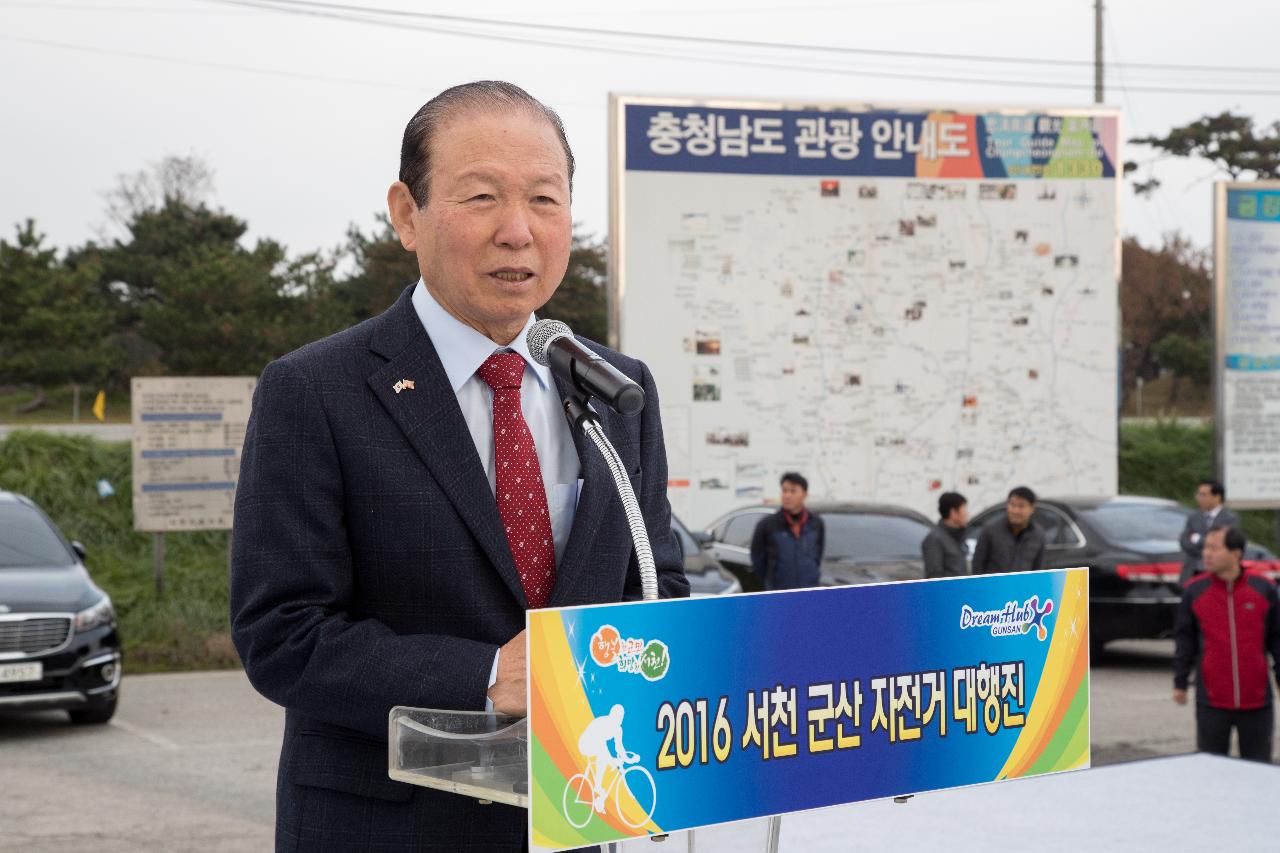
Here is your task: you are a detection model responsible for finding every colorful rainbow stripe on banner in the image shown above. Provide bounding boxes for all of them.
[529,569,1089,851]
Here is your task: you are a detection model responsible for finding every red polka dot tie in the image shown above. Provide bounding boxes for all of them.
[477,352,556,609]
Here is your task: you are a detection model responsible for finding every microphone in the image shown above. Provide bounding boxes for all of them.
[527,319,646,416]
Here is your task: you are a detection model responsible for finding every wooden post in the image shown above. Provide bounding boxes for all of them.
[153,532,165,597]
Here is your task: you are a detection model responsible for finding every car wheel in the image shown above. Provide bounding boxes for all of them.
[68,696,117,725]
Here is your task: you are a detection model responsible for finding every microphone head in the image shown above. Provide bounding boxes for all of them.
[527,319,573,366]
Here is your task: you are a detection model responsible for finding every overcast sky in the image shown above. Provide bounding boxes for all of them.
[3,0,1277,260]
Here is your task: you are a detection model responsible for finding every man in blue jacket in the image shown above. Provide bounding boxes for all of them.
[750,472,825,590]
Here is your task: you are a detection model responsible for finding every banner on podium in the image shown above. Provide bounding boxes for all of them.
[527,569,1089,851]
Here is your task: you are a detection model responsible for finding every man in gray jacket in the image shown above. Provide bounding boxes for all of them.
[972,486,1047,575]
[1178,479,1241,586]
[922,491,970,578]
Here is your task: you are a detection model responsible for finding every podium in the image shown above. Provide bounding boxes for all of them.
[384,396,1089,850]
[388,708,530,808]
[388,707,778,851]
[386,567,1089,852]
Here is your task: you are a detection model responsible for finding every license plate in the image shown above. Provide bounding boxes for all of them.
[0,662,42,683]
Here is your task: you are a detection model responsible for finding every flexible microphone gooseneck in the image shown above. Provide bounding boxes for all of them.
[526,320,646,416]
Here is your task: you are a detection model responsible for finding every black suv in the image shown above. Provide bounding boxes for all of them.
[0,490,121,724]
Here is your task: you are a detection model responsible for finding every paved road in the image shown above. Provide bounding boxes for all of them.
[0,670,280,851]
[0,641,1274,851]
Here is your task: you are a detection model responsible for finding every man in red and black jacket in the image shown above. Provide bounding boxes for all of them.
[1172,526,1280,762]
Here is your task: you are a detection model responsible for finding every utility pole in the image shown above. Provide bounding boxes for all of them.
[1094,0,1104,103]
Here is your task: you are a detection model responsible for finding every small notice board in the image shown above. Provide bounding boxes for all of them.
[131,376,256,532]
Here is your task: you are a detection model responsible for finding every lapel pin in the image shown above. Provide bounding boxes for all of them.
[393,379,416,394]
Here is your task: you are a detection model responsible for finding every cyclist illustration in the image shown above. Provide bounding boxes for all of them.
[563,704,657,830]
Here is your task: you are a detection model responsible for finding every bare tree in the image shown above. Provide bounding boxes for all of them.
[102,155,216,227]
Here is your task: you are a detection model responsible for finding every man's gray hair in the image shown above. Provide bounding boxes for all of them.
[398,80,575,208]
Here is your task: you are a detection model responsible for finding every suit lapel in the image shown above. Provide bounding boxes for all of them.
[367,289,528,608]
[550,378,619,606]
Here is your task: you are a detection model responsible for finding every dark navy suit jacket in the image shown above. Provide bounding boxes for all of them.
[230,285,688,852]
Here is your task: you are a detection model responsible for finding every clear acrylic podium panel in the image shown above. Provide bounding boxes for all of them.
[389,707,777,851]
[389,707,530,808]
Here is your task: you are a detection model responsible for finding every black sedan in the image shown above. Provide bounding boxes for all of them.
[965,495,1280,656]
[670,515,741,596]
[702,502,934,592]
[0,490,121,724]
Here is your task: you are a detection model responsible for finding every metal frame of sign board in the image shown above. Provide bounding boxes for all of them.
[1213,180,1280,509]
[607,92,1123,351]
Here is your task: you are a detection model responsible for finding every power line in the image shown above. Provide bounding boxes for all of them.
[212,0,1280,77]
[0,32,606,110]
[210,0,1280,96]
[0,0,974,12]
[0,1,246,10]
[1104,9,1174,236]
[217,1,1106,91]
[9,2,1279,98]
[0,33,424,92]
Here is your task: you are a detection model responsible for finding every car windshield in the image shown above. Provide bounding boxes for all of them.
[1079,503,1188,545]
[823,513,931,562]
[0,503,73,568]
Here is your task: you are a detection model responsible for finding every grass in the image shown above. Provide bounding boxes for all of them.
[0,385,129,425]
[0,422,1273,672]
[1118,419,1276,552]
[0,430,237,672]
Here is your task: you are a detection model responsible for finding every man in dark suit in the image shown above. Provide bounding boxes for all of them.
[971,486,1046,575]
[1179,479,1241,587]
[230,81,688,852]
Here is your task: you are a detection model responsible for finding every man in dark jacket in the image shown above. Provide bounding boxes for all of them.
[230,82,687,852]
[750,472,825,590]
[1173,526,1280,762]
[922,491,970,578]
[971,486,1046,574]
[1178,479,1241,586]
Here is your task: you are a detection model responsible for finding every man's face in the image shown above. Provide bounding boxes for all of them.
[391,108,572,343]
[948,502,970,528]
[1195,484,1221,512]
[780,482,807,514]
[1006,496,1034,529]
[1202,529,1239,577]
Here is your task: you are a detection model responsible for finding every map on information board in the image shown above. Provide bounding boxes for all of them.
[1216,182,1280,508]
[611,97,1120,527]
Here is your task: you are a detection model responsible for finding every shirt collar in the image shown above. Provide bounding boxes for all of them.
[410,279,553,393]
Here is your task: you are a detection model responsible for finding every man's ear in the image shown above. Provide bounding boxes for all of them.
[387,181,420,252]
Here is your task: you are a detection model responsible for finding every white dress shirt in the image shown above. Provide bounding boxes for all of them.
[410,280,582,709]
[411,280,582,562]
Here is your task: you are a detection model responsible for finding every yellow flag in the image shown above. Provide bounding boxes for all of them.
[92,390,106,423]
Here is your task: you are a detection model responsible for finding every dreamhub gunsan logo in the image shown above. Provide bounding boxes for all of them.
[960,596,1055,641]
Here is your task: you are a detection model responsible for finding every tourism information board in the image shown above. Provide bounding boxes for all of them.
[131,376,256,532]
[611,96,1120,526]
[528,569,1090,850]
[1215,181,1280,507]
